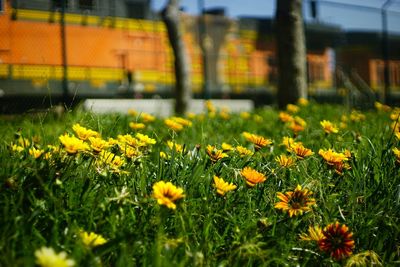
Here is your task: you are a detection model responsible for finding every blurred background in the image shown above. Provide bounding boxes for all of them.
[0,0,400,113]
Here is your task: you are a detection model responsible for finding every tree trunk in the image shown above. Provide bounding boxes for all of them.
[161,0,192,115]
[276,0,307,109]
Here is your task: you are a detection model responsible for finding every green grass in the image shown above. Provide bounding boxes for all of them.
[0,102,399,266]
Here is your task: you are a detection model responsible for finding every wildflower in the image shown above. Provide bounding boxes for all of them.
[221,142,234,152]
[286,104,299,113]
[160,151,170,159]
[240,111,251,119]
[118,134,142,147]
[136,133,156,145]
[129,122,146,130]
[59,134,89,154]
[167,141,183,153]
[288,116,306,133]
[243,132,272,150]
[205,100,216,113]
[253,114,263,123]
[164,119,183,131]
[291,143,314,159]
[275,154,296,168]
[350,110,366,122]
[374,101,391,112]
[393,147,400,164]
[320,120,339,134]
[345,250,382,267]
[206,145,228,162]
[319,148,350,174]
[29,147,44,159]
[298,97,309,106]
[219,108,230,120]
[107,137,119,146]
[235,146,254,157]
[274,185,316,217]
[88,137,109,153]
[140,112,156,123]
[11,143,25,152]
[279,112,294,123]
[35,247,75,267]
[127,109,137,116]
[213,176,237,196]
[171,116,192,127]
[152,181,185,210]
[318,222,355,260]
[80,231,107,247]
[390,108,400,121]
[299,225,324,241]
[119,145,141,159]
[99,151,125,170]
[241,167,266,187]
[72,123,99,140]
[282,136,301,150]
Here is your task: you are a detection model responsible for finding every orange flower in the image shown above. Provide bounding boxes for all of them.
[318,222,355,260]
[240,167,266,187]
[206,145,228,162]
[243,132,272,150]
[291,143,314,159]
[274,185,315,217]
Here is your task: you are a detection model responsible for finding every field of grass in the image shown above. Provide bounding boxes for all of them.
[0,100,399,266]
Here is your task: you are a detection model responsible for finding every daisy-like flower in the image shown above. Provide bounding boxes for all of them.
[274,185,316,217]
[291,143,314,159]
[164,119,184,131]
[29,147,44,159]
[80,230,107,248]
[152,181,185,210]
[136,133,156,145]
[242,132,272,150]
[11,143,25,153]
[159,151,170,159]
[59,134,89,154]
[219,108,230,120]
[298,97,309,106]
[72,123,99,140]
[213,175,237,196]
[129,122,146,130]
[374,101,391,112]
[279,112,294,123]
[318,222,355,260]
[35,247,75,267]
[118,134,142,148]
[140,112,156,123]
[99,151,125,170]
[299,225,324,241]
[286,104,299,113]
[171,116,192,127]
[221,142,234,152]
[206,145,228,163]
[319,148,351,174]
[205,100,216,113]
[167,141,183,153]
[282,136,302,150]
[236,146,254,157]
[320,120,339,134]
[350,110,366,122]
[240,167,266,187]
[88,137,109,153]
[393,147,400,164]
[288,116,306,133]
[275,154,296,168]
[119,145,141,159]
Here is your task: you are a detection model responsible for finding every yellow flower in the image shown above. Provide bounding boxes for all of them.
[242,132,272,150]
[80,231,107,247]
[279,112,294,123]
[167,141,183,153]
[171,116,192,127]
[298,98,309,106]
[11,143,25,152]
[274,185,316,217]
[350,110,366,122]
[140,112,156,123]
[35,247,75,267]
[118,134,142,147]
[127,109,137,116]
[17,137,31,147]
[320,120,339,134]
[136,133,156,145]
[29,147,44,159]
[88,137,109,153]
[152,181,185,210]
[206,145,228,162]
[213,176,237,196]
[59,134,89,154]
[288,116,306,133]
[164,119,184,131]
[99,151,125,170]
[119,144,141,159]
[299,225,324,242]
[235,146,254,157]
[275,154,296,168]
[159,151,170,159]
[129,122,146,130]
[319,148,351,174]
[240,111,251,119]
[282,136,302,150]
[390,108,400,121]
[72,123,99,140]
[291,143,314,159]
[393,147,400,164]
[374,101,391,112]
[221,142,234,151]
[205,100,216,113]
[253,114,263,123]
[286,104,299,113]
[241,167,266,187]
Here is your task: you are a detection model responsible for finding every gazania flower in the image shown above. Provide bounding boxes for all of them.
[286,104,299,113]
[374,101,391,112]
[167,141,183,153]
[140,112,156,123]
[29,147,44,159]
[72,123,99,140]
[119,145,141,159]
[275,154,296,168]
[319,148,351,174]
[221,142,234,151]
[236,146,254,157]
[282,136,302,150]
[213,176,237,196]
[205,100,216,113]
[288,116,306,133]
[118,134,142,147]
[299,225,324,241]
[279,112,294,123]
[241,167,266,187]
[350,110,366,122]
[35,247,75,267]
[320,120,339,134]
[393,147,400,164]
[88,137,109,153]
[274,185,316,217]
[240,111,251,119]
[129,122,146,130]
[11,143,24,153]
[298,97,309,106]
[99,151,125,170]
[171,116,192,127]
[390,108,400,121]
[243,132,272,150]
[136,133,156,145]
[80,231,107,248]
[291,143,314,159]
[164,119,184,131]
[318,222,355,260]
[59,134,89,154]
[152,181,185,210]
[206,145,228,162]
